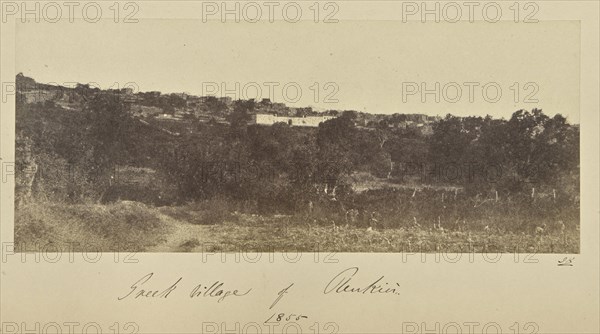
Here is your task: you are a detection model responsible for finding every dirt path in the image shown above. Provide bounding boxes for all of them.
[146,212,214,252]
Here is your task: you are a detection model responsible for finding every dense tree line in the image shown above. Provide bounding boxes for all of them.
[16,89,579,214]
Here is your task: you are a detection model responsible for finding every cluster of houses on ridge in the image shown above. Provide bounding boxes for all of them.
[16,73,439,132]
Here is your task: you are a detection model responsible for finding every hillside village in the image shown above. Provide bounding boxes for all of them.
[16,73,439,134]
[14,73,580,254]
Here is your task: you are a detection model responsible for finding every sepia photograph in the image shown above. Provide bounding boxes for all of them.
[2,1,599,334]
[12,19,580,254]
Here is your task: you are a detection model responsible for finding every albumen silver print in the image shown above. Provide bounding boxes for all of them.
[12,19,580,254]
[1,1,598,334]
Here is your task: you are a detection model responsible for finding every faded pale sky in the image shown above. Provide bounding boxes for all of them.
[17,20,580,122]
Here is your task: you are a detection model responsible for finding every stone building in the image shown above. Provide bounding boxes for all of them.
[251,114,335,127]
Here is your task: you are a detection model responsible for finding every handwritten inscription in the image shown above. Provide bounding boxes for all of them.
[324,267,401,295]
[265,312,309,324]
[117,273,251,303]
[270,283,294,309]
[189,282,252,303]
[117,273,181,300]
[558,257,574,266]
[117,267,401,307]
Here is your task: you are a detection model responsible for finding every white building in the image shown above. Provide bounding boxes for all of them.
[251,114,335,127]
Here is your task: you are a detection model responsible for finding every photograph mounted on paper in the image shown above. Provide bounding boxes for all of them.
[13,20,580,253]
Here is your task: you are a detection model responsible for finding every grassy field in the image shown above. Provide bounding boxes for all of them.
[14,200,172,252]
[154,210,579,253]
[15,199,579,253]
